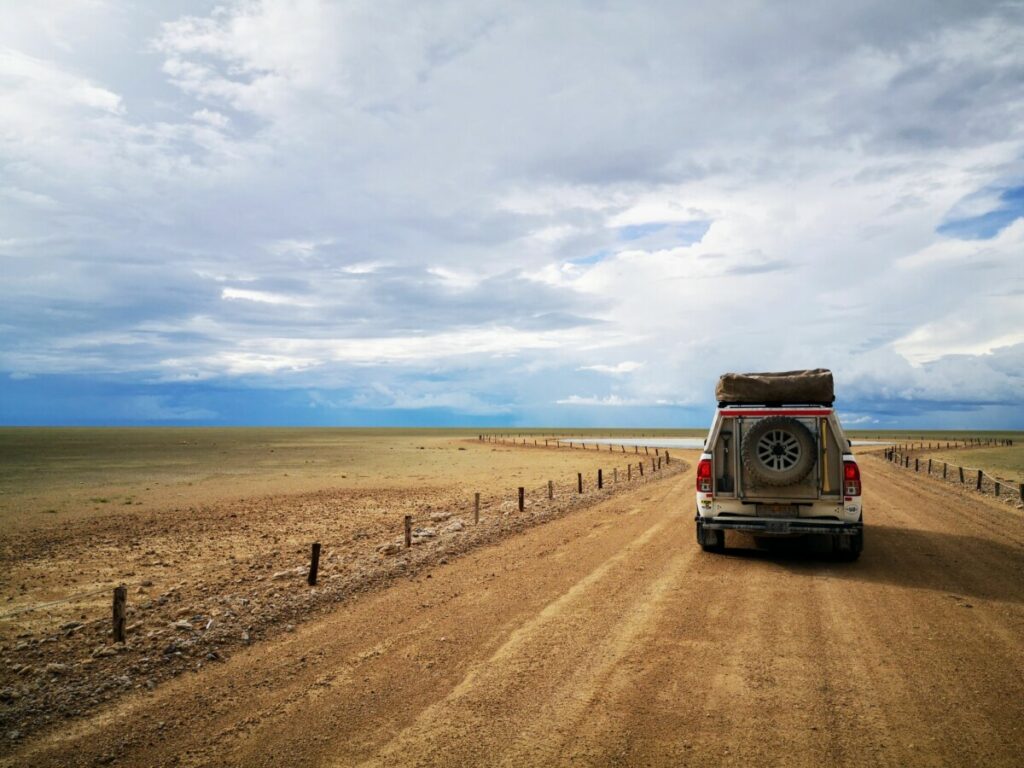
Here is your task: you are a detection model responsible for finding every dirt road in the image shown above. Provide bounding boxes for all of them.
[6,452,1023,767]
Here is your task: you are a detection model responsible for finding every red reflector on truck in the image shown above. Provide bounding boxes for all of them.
[843,460,861,496]
[696,459,713,493]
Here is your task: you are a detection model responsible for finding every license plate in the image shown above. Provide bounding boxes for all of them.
[765,520,791,534]
[758,504,797,518]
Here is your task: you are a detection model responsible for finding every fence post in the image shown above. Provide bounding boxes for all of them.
[943,462,947,479]
[474,492,480,524]
[548,480,553,499]
[598,469,603,489]
[518,487,524,511]
[976,470,982,491]
[639,462,644,477]
[994,481,1000,497]
[577,473,583,493]
[613,468,618,482]
[927,459,932,475]
[627,464,632,480]
[308,542,321,586]
[666,451,671,464]
[959,466,964,484]
[404,515,412,548]
[112,586,127,644]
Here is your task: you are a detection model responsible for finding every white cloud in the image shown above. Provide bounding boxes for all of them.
[1,2,1023,424]
[192,108,230,128]
[579,361,645,375]
[557,394,645,407]
[221,287,313,306]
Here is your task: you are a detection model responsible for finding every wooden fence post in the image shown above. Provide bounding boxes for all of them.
[666,451,671,464]
[518,487,524,511]
[613,468,618,482]
[404,515,412,548]
[943,462,947,479]
[112,585,127,644]
[627,464,632,480]
[577,473,583,494]
[639,462,644,477]
[994,481,1000,497]
[474,492,480,524]
[959,466,964,484]
[914,458,918,472]
[598,469,603,489]
[927,459,932,474]
[976,470,982,490]
[548,480,553,500]
[308,542,321,586]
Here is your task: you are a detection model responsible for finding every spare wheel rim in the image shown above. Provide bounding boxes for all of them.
[756,429,802,471]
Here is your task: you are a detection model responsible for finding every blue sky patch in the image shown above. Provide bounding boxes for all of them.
[619,222,668,240]
[938,184,1024,240]
[571,249,612,265]
[617,220,710,246]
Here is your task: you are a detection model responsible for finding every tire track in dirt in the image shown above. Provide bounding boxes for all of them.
[5,468,693,768]
[354,480,695,767]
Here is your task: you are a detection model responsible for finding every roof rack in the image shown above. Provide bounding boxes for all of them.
[716,402,833,409]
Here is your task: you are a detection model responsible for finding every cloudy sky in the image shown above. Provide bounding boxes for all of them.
[2,1,1023,428]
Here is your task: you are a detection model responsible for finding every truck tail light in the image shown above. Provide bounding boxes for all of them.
[843,460,861,497]
[697,459,713,493]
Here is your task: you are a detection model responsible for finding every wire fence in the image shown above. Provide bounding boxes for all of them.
[1,435,680,626]
[883,445,1023,503]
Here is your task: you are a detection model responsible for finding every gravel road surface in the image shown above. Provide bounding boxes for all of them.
[6,452,1023,767]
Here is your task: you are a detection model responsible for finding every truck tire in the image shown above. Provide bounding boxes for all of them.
[836,529,863,561]
[696,519,724,552]
[741,416,816,487]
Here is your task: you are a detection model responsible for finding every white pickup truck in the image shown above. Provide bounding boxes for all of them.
[694,370,863,560]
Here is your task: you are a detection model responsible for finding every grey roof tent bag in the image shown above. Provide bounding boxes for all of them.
[715,369,835,406]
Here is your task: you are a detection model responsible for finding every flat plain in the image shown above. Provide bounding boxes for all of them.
[1,429,1023,767]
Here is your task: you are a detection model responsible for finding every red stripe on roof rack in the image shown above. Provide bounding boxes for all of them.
[720,409,833,417]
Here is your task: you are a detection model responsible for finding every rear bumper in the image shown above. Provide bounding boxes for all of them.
[696,515,863,537]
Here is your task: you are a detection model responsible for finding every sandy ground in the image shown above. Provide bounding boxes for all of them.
[0,437,674,742]
[918,444,1023,485]
[0,430,641,532]
[3,446,1022,767]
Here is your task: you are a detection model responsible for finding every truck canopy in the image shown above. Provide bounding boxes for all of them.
[715,369,834,406]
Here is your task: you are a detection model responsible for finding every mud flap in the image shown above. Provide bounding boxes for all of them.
[696,519,724,548]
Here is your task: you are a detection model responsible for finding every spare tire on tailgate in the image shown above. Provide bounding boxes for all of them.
[741,416,816,487]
